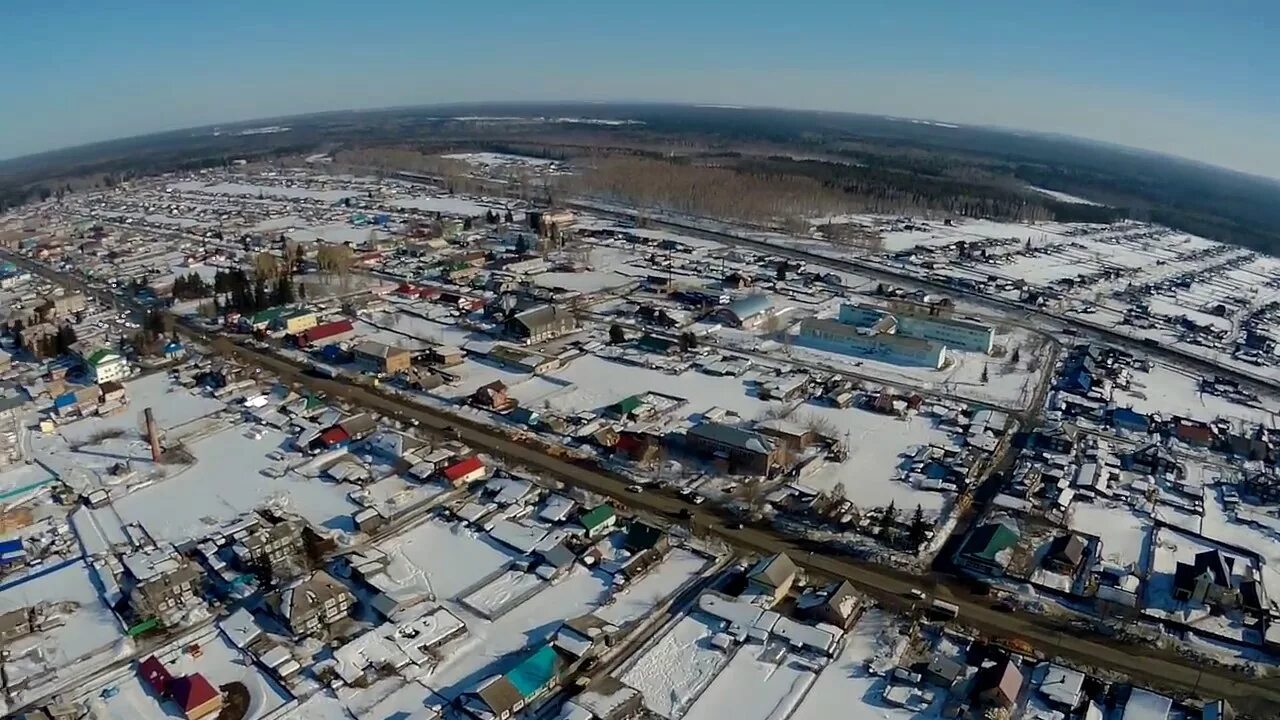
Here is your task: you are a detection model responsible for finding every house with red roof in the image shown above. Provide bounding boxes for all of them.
[296,319,355,348]
[442,456,487,486]
[138,655,173,697]
[170,673,222,720]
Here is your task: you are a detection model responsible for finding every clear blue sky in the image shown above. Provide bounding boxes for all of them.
[5,0,1279,177]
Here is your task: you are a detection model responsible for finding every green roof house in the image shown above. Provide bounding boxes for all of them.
[607,395,644,419]
[956,521,1020,577]
[578,504,617,539]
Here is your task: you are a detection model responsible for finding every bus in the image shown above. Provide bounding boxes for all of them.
[928,599,960,621]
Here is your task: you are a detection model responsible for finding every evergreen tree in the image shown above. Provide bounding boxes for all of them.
[504,209,514,223]
[55,324,77,355]
[609,324,626,344]
[908,504,928,549]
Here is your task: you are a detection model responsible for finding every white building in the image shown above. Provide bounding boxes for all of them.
[83,347,130,383]
[798,317,948,369]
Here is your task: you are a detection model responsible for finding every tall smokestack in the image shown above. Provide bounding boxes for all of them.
[144,407,162,462]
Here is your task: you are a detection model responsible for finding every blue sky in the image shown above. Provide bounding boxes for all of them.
[4,1,1279,177]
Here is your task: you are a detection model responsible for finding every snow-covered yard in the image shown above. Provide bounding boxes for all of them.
[682,644,817,720]
[374,517,517,603]
[620,612,732,719]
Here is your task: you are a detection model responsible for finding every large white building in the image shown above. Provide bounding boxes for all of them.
[796,301,995,369]
[82,347,130,384]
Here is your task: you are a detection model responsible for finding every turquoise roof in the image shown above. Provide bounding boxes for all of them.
[505,645,564,698]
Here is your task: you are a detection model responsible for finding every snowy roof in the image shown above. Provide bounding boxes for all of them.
[1121,688,1172,720]
[488,519,549,555]
[1037,663,1085,709]
[219,608,263,649]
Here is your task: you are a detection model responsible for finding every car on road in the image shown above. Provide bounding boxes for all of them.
[689,494,706,505]
[908,589,927,601]
[725,521,743,530]
[626,484,644,493]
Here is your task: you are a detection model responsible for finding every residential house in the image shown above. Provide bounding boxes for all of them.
[745,552,798,606]
[0,607,32,645]
[578,504,617,539]
[353,341,411,374]
[273,569,355,637]
[123,547,203,627]
[506,304,578,344]
[1173,549,1241,607]
[712,294,774,329]
[426,344,465,366]
[139,655,173,697]
[81,347,129,383]
[276,309,318,335]
[1123,442,1181,477]
[442,456,487,486]
[621,521,669,556]
[460,644,577,720]
[795,580,860,628]
[1030,423,1079,455]
[99,380,126,405]
[1173,418,1215,448]
[170,673,222,720]
[685,421,782,476]
[296,319,355,347]
[635,334,679,355]
[162,339,186,360]
[1110,407,1151,434]
[472,380,512,410]
[956,522,1020,577]
[1037,663,1085,711]
[975,656,1023,709]
[37,293,86,321]
[923,654,964,688]
[1043,534,1087,575]
[237,516,307,580]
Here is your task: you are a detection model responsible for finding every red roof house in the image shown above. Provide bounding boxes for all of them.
[139,655,173,697]
[298,319,355,347]
[319,426,351,448]
[442,456,486,486]
[170,673,222,720]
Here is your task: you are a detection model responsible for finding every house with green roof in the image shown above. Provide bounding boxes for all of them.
[81,347,129,384]
[578,504,617,539]
[956,521,1020,577]
[460,645,576,720]
[606,395,644,419]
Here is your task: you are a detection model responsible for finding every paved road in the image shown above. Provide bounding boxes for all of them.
[5,254,1278,715]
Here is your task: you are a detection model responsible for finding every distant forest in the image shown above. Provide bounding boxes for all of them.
[2,102,1277,253]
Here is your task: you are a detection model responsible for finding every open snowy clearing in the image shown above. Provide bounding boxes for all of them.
[595,547,711,627]
[791,608,945,720]
[107,426,361,544]
[1114,363,1278,428]
[620,612,732,719]
[168,180,358,203]
[374,517,517,602]
[682,643,817,720]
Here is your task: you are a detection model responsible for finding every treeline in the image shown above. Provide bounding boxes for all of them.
[212,268,300,313]
[571,155,1061,227]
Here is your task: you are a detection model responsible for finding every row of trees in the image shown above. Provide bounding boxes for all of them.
[213,267,301,313]
[171,272,213,301]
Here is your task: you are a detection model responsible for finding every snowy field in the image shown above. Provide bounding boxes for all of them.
[460,569,546,618]
[86,628,293,720]
[530,270,635,293]
[390,195,502,216]
[595,547,710,627]
[1069,499,1151,566]
[0,561,126,702]
[442,152,557,168]
[682,644,817,720]
[374,518,517,602]
[791,609,944,720]
[51,373,226,445]
[1028,186,1104,206]
[424,566,612,702]
[621,612,732,720]
[106,426,360,544]
[1114,363,1279,428]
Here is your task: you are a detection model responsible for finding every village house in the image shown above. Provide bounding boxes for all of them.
[123,546,204,627]
[272,569,355,638]
[795,580,860,628]
[974,656,1024,710]
[236,515,307,580]
[744,552,798,607]
[684,421,783,476]
[712,294,774,329]
[505,304,578,344]
[1042,533,1087,575]
[295,318,356,347]
[442,456,487,486]
[578,504,617,539]
[955,522,1020,577]
[352,340,412,374]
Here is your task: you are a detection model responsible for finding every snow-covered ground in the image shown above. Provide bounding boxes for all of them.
[791,609,944,720]
[390,195,502,216]
[620,612,732,719]
[374,517,518,602]
[1114,363,1279,429]
[460,569,545,618]
[1027,186,1104,206]
[596,547,710,627]
[1069,499,1151,566]
[104,426,361,543]
[86,627,293,720]
[682,644,817,720]
[0,560,128,705]
[442,152,558,169]
[167,180,358,203]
